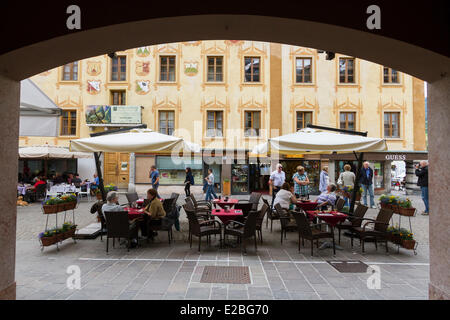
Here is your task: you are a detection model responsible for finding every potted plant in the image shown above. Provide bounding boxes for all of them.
[343,185,363,201]
[400,230,416,249]
[379,194,390,209]
[397,198,416,216]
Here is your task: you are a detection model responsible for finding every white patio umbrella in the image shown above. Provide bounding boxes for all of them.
[251,128,387,155]
[19,145,92,159]
[69,129,200,153]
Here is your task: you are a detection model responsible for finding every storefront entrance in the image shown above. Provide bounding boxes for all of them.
[103,152,130,188]
[280,159,321,195]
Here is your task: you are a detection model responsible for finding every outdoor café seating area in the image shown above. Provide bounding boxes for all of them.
[82,190,401,257]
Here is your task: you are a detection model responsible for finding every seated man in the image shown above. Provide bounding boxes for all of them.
[90,173,100,195]
[101,191,122,213]
[316,183,337,209]
[142,188,166,238]
[72,173,83,187]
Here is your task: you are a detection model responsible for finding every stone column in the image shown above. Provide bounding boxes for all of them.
[0,75,19,300]
[428,75,450,300]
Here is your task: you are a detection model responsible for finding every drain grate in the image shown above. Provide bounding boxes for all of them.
[327,260,369,273]
[200,266,251,284]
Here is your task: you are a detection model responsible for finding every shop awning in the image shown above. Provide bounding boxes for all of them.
[251,128,387,155]
[19,145,93,159]
[69,129,201,154]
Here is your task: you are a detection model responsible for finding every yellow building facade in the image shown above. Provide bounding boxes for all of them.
[22,40,426,194]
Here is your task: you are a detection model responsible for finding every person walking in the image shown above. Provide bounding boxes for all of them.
[269,163,286,208]
[360,161,376,208]
[149,165,160,198]
[319,166,329,193]
[205,169,218,201]
[415,160,429,215]
[337,164,356,207]
[184,167,194,197]
[292,166,310,199]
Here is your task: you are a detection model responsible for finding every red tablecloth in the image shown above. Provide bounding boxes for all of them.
[306,210,348,227]
[124,207,144,220]
[211,208,243,225]
[296,201,318,211]
[212,198,239,209]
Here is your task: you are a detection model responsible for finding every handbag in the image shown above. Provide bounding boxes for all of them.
[337,173,343,186]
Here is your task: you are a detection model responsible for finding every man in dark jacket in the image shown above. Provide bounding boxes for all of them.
[415,160,429,215]
[360,161,376,208]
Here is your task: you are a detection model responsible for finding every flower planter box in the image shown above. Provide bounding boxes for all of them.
[401,239,416,250]
[397,207,416,216]
[40,235,59,246]
[380,203,391,209]
[390,234,402,245]
[60,227,77,240]
[42,204,59,214]
[63,201,77,211]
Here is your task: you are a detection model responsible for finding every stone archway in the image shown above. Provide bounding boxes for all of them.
[0,11,448,300]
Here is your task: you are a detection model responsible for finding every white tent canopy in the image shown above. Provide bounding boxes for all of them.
[70,129,201,153]
[252,128,387,155]
[19,145,93,159]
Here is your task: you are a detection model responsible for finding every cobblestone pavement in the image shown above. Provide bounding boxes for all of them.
[15,191,430,300]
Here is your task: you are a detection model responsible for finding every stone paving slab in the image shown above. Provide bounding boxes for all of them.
[15,192,430,300]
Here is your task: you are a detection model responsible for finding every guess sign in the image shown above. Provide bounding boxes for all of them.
[385,154,406,161]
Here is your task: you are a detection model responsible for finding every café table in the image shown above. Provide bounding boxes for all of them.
[124,207,145,220]
[305,210,348,250]
[211,208,243,225]
[211,208,243,248]
[212,198,239,209]
[296,200,318,211]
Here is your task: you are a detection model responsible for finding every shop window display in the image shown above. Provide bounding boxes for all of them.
[156,156,202,185]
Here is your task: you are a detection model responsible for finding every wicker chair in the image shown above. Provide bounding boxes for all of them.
[292,210,336,255]
[225,210,259,254]
[239,192,262,211]
[104,211,139,252]
[335,204,368,244]
[263,197,280,232]
[189,194,212,211]
[351,208,394,253]
[185,196,210,219]
[335,198,346,212]
[183,204,222,251]
[255,203,269,243]
[274,204,298,244]
[125,192,139,205]
[147,197,176,244]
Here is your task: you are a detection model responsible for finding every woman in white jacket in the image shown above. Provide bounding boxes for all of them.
[337,164,355,207]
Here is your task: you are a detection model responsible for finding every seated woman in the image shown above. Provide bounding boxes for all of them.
[316,183,337,209]
[142,189,166,238]
[273,182,298,210]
